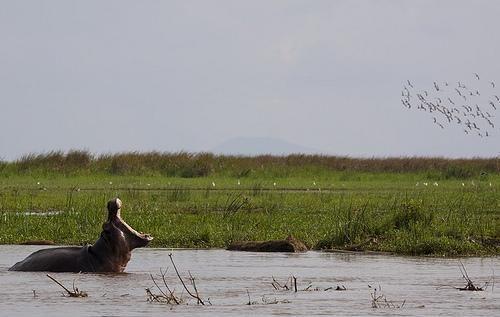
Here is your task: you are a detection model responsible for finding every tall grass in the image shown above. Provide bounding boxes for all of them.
[1,151,498,179]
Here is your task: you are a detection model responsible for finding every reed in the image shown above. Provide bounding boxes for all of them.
[1,151,497,179]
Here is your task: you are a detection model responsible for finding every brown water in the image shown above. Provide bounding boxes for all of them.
[0,245,498,316]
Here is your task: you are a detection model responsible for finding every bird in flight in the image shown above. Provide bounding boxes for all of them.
[434,82,440,91]
[401,73,498,137]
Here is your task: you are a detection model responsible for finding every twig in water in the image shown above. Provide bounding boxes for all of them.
[246,289,255,305]
[160,267,181,304]
[146,288,162,302]
[147,266,183,305]
[46,274,87,297]
[271,276,290,291]
[273,275,347,292]
[369,284,404,309]
[456,261,486,291]
[168,253,205,305]
[189,271,204,305]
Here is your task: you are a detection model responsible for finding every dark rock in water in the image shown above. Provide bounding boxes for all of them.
[20,240,55,245]
[227,235,307,252]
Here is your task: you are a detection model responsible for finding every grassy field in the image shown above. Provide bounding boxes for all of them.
[0,152,498,256]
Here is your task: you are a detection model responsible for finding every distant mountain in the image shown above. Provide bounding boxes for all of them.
[211,137,319,155]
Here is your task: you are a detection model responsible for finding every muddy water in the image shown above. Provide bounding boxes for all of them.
[0,246,498,316]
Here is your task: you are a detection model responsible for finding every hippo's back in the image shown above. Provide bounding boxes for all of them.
[9,246,90,272]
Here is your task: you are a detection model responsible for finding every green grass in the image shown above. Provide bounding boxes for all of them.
[0,168,498,256]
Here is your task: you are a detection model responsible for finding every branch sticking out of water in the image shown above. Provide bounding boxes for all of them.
[368,284,405,309]
[272,275,346,292]
[168,253,206,305]
[246,289,256,305]
[159,267,181,304]
[147,269,181,305]
[271,276,291,291]
[147,256,210,306]
[46,274,88,298]
[456,261,490,291]
[245,289,290,306]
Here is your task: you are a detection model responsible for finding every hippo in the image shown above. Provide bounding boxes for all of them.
[9,198,152,272]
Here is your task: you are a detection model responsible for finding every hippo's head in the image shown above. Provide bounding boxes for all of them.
[102,198,153,251]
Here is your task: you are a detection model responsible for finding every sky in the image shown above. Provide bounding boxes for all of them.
[0,0,499,161]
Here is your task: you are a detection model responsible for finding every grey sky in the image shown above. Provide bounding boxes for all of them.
[1,1,499,161]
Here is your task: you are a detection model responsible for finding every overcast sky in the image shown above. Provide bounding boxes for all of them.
[1,1,499,161]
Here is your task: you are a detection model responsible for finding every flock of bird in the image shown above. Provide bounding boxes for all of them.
[401,73,498,137]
